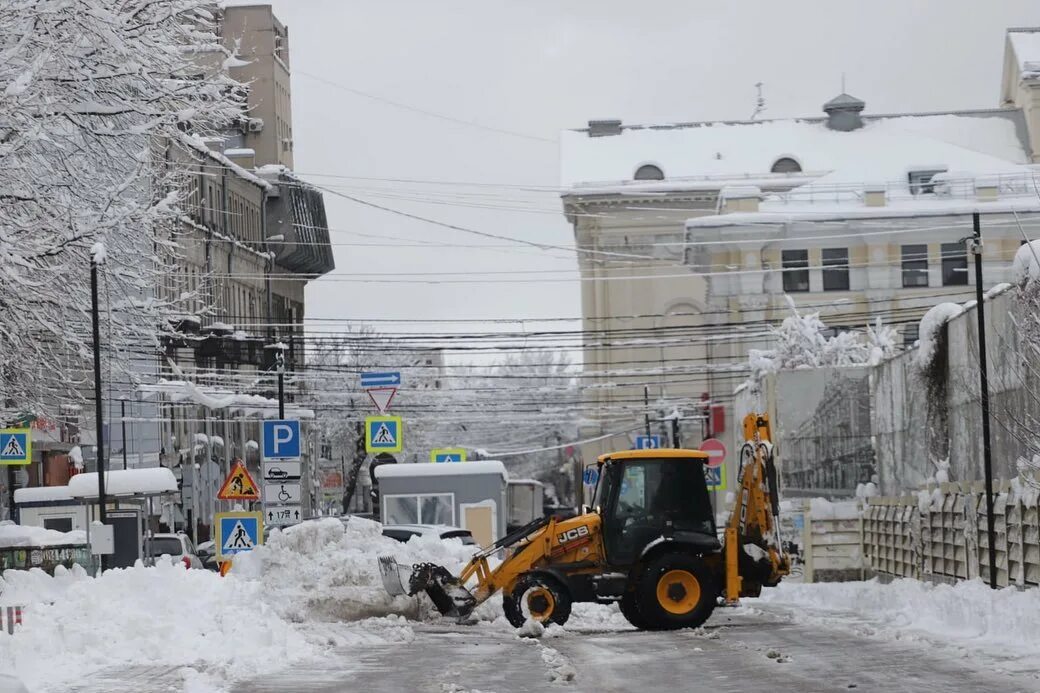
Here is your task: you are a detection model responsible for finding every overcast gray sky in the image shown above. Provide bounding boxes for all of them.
[256,0,1040,336]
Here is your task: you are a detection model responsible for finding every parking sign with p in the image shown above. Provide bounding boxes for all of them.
[263,420,301,460]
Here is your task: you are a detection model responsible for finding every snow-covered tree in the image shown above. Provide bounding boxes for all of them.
[0,1,244,420]
[747,297,900,381]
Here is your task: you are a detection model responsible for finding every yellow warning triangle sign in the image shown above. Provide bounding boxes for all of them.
[217,462,260,500]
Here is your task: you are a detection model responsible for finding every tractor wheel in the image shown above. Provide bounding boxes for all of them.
[636,554,716,631]
[503,574,572,628]
[618,591,650,630]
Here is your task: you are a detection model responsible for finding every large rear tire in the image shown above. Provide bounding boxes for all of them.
[503,574,572,628]
[636,554,716,631]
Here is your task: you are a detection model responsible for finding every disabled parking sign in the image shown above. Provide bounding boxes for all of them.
[215,511,264,560]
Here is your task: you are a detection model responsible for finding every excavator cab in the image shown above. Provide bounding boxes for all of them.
[592,451,718,566]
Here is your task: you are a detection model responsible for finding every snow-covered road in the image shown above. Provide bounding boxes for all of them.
[66,603,1040,693]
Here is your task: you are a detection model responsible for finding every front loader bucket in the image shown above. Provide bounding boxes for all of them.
[377,555,408,596]
[408,562,477,618]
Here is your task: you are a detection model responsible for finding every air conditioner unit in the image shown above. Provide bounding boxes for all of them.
[247,118,264,133]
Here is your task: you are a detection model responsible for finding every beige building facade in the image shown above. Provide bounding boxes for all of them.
[561,27,1040,466]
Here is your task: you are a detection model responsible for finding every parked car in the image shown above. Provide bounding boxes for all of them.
[195,540,220,571]
[145,533,203,569]
[381,524,476,545]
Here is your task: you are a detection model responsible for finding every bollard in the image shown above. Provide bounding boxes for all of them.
[1,606,23,635]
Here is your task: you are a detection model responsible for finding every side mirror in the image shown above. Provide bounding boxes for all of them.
[580,504,592,515]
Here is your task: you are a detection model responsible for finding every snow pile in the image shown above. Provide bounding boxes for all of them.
[808,498,861,520]
[914,302,962,370]
[0,562,315,691]
[0,523,86,548]
[758,578,1040,658]
[1012,239,1040,284]
[232,517,481,622]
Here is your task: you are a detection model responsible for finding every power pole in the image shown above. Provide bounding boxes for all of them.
[276,348,285,419]
[120,400,128,471]
[971,212,998,589]
[90,252,108,569]
[643,385,651,439]
[671,417,681,449]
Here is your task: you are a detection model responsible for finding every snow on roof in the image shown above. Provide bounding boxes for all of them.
[561,113,1029,189]
[0,523,87,547]
[1009,29,1040,77]
[508,478,544,487]
[138,379,315,419]
[686,193,1040,228]
[68,468,178,498]
[176,134,271,190]
[374,460,508,481]
[14,486,74,504]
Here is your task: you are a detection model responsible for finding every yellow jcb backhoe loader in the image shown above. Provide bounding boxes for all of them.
[377,413,789,631]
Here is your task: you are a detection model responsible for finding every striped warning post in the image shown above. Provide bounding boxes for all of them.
[1,606,23,634]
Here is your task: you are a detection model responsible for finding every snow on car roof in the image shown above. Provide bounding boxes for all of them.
[374,460,508,480]
[68,468,178,498]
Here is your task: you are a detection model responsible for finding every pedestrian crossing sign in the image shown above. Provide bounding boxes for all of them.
[705,463,726,491]
[0,428,31,465]
[215,511,264,560]
[366,416,403,453]
[216,462,260,501]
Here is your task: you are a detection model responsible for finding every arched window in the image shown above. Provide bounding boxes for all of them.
[771,157,802,173]
[634,164,665,180]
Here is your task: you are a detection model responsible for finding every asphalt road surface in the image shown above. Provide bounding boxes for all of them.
[69,605,1040,693]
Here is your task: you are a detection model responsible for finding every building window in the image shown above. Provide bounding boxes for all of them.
[822,247,850,291]
[771,157,802,173]
[901,244,929,288]
[941,242,968,286]
[634,164,664,181]
[908,168,947,196]
[781,249,810,292]
[382,493,455,525]
[903,323,920,347]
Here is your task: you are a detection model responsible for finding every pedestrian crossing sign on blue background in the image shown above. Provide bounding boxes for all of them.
[704,464,726,491]
[430,448,466,463]
[215,511,264,560]
[0,428,31,465]
[366,416,403,453]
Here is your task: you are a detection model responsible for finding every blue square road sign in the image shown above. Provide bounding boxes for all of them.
[634,435,662,450]
[215,511,264,560]
[263,420,301,460]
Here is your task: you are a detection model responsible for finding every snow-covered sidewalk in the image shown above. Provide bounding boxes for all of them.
[0,517,482,692]
[753,578,1040,671]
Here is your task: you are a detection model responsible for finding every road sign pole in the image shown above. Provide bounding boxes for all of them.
[90,257,108,568]
[972,212,998,589]
[276,350,285,419]
[671,418,681,449]
[644,385,651,440]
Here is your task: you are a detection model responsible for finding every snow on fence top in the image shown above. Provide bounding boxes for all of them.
[561,113,1028,188]
[68,468,177,498]
[374,460,508,481]
[13,486,74,504]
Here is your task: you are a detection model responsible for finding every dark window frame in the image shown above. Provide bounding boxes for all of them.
[781,249,810,292]
[771,157,802,174]
[634,164,665,181]
[822,247,850,291]
[941,242,968,286]
[901,244,929,288]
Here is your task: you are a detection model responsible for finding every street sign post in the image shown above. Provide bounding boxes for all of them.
[704,464,726,491]
[361,371,401,388]
[216,462,260,501]
[367,387,396,414]
[214,511,264,560]
[634,435,662,450]
[263,461,301,481]
[262,420,301,460]
[700,438,726,468]
[430,448,466,463]
[366,416,403,454]
[265,505,302,527]
[0,429,31,465]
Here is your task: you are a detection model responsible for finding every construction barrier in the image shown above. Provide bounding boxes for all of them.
[0,606,23,635]
[864,481,1040,587]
